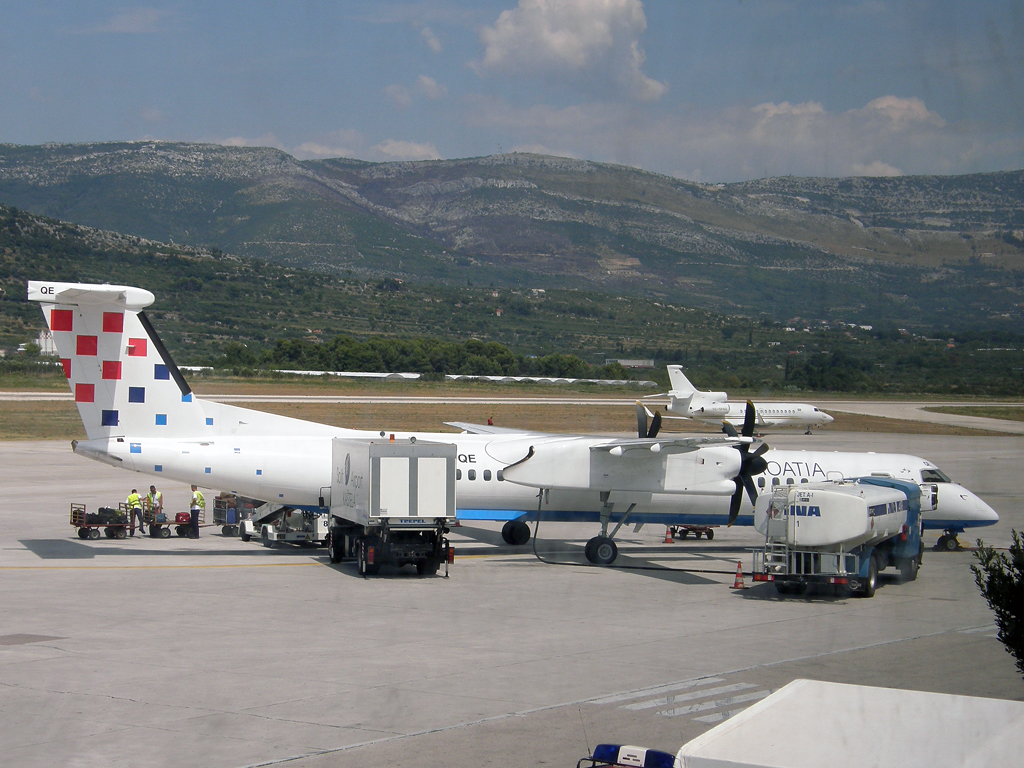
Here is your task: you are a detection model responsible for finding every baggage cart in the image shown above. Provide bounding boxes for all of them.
[70,502,130,540]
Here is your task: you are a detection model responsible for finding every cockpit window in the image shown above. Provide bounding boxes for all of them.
[921,468,952,483]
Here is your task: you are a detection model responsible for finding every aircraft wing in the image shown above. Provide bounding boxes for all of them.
[591,434,750,456]
[444,421,545,436]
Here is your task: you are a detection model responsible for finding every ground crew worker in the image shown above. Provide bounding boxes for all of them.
[148,485,163,534]
[190,485,205,539]
[126,488,143,536]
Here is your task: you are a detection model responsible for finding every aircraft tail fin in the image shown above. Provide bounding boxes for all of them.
[28,281,207,440]
[666,365,697,395]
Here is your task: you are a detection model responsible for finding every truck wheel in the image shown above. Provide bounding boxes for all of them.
[261,529,274,548]
[327,534,343,564]
[240,528,251,542]
[585,536,617,565]
[898,556,919,582]
[417,558,439,576]
[706,529,714,540]
[775,581,792,595]
[859,556,878,598]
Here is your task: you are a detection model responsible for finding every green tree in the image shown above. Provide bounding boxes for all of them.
[971,530,1024,678]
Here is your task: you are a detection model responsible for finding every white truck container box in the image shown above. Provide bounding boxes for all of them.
[676,679,1024,768]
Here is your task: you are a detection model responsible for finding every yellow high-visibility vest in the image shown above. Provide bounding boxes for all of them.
[127,492,141,508]
[192,490,205,510]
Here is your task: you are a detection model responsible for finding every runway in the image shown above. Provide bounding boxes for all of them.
[2,390,1022,433]
[0,432,1021,768]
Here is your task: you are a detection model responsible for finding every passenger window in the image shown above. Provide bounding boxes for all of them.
[758,477,765,489]
[800,478,808,484]
[468,469,476,481]
[496,470,504,481]
[786,478,795,485]
[771,477,780,487]
[456,469,462,480]
[483,469,491,481]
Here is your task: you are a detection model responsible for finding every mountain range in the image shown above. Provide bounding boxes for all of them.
[0,142,1021,330]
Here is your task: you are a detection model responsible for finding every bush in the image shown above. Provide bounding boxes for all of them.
[971,530,1024,678]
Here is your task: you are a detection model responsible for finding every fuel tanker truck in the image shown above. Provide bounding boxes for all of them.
[750,477,928,597]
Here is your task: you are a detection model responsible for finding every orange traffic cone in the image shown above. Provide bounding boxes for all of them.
[663,527,674,544]
[732,561,747,589]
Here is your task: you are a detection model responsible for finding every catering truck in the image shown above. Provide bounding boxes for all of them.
[326,437,456,576]
[751,477,928,597]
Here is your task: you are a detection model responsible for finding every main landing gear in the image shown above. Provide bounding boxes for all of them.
[501,520,531,546]
[582,494,636,566]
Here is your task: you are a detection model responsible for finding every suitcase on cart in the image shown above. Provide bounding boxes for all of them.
[175,512,191,524]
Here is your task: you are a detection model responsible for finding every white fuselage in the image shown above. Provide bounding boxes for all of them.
[669,395,835,430]
[75,420,997,533]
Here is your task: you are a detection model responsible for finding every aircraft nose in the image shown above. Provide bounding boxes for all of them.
[823,413,835,424]
[971,491,1000,525]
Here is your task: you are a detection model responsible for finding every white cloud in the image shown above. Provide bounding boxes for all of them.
[374,139,442,161]
[76,8,166,35]
[416,75,447,100]
[292,129,363,160]
[476,0,666,101]
[384,84,412,108]
[851,161,903,176]
[463,94,1006,181]
[420,26,443,53]
[221,133,286,150]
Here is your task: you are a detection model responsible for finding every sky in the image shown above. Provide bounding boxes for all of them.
[1,1,1022,182]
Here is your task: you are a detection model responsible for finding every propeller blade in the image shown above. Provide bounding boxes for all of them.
[742,474,759,506]
[727,482,743,527]
[636,402,648,439]
[742,400,756,438]
[648,411,663,439]
[751,442,769,458]
[722,421,739,438]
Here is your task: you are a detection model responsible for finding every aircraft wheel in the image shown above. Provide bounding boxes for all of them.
[585,536,617,565]
[89,528,101,540]
[77,528,89,539]
[501,521,516,545]
[943,535,960,552]
[159,526,171,539]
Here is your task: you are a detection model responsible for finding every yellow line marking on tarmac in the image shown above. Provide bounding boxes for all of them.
[0,561,325,571]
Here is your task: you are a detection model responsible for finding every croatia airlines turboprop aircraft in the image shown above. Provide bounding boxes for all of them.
[29,281,996,564]
[661,366,834,433]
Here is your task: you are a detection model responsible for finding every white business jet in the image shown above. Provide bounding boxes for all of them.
[28,281,995,563]
[661,366,834,433]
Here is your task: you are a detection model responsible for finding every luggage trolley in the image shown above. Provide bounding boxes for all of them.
[143,502,205,538]
[70,502,130,540]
